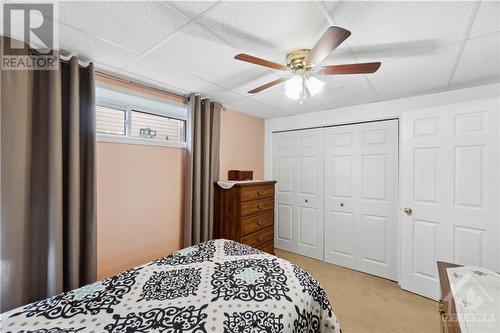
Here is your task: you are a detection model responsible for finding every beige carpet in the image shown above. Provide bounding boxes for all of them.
[275,249,440,333]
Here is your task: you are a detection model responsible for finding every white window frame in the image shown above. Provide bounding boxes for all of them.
[96,98,187,149]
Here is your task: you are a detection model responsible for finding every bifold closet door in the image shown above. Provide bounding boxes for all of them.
[324,120,398,280]
[400,99,499,300]
[273,129,324,260]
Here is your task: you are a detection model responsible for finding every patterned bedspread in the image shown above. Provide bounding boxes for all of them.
[1,239,341,332]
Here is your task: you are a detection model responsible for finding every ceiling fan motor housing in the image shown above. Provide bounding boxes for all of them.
[286,49,313,72]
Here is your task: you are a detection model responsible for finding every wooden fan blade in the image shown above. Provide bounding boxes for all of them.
[305,26,351,66]
[320,62,381,75]
[235,54,287,71]
[248,77,288,94]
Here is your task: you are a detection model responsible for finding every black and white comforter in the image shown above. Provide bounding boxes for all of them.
[1,239,341,332]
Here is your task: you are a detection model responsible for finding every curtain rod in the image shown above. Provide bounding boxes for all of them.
[199,97,227,112]
[95,71,188,105]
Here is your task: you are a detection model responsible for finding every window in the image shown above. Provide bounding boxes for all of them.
[96,105,126,135]
[130,110,185,142]
[95,85,187,146]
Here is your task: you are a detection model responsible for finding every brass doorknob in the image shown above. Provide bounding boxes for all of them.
[404,207,412,215]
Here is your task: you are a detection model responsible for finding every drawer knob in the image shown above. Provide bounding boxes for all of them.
[438,301,446,315]
[257,220,263,226]
[257,236,263,242]
[257,204,263,209]
[257,190,265,196]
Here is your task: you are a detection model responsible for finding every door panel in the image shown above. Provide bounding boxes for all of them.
[274,134,295,250]
[276,158,293,193]
[324,127,358,270]
[298,206,317,247]
[361,214,387,264]
[273,129,324,260]
[362,154,387,200]
[324,120,398,280]
[400,99,499,300]
[277,204,293,241]
[332,211,355,258]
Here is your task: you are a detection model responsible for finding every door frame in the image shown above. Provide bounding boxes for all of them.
[272,118,401,282]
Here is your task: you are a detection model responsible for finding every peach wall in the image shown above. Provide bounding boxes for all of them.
[219,110,265,180]
[96,142,184,279]
[96,109,264,279]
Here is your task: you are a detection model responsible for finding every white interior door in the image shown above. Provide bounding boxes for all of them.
[400,99,499,300]
[273,129,324,260]
[324,120,398,280]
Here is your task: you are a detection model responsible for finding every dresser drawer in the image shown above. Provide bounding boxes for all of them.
[241,226,274,248]
[240,185,274,202]
[241,210,274,237]
[258,241,274,254]
[241,198,274,217]
[241,211,274,237]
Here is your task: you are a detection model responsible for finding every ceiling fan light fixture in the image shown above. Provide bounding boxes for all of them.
[305,76,325,96]
[284,75,324,101]
[284,75,302,100]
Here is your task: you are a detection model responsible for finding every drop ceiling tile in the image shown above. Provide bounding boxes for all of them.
[451,32,500,89]
[125,56,241,103]
[325,1,474,63]
[316,74,379,109]
[231,72,291,96]
[469,1,500,38]
[58,23,138,69]
[167,1,218,18]
[224,97,281,119]
[144,23,272,88]
[368,43,461,101]
[235,73,374,115]
[58,1,189,54]
[196,1,329,62]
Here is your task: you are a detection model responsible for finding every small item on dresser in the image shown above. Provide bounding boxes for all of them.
[228,170,253,181]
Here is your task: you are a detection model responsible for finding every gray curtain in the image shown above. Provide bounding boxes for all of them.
[1,37,96,312]
[183,94,221,247]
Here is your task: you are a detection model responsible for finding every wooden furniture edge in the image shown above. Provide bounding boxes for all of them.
[219,180,277,187]
[437,261,462,333]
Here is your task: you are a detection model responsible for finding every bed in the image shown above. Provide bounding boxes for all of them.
[1,239,341,332]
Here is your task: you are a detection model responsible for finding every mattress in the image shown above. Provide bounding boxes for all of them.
[1,239,341,332]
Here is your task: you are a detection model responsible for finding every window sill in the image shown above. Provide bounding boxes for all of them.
[96,133,187,149]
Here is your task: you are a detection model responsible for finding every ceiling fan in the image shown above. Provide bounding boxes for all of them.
[234,26,381,102]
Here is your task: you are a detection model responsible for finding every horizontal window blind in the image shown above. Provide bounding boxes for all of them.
[96,105,126,135]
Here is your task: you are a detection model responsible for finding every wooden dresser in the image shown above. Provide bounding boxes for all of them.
[214,180,276,254]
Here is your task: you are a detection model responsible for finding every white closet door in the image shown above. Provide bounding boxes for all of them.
[273,129,324,260]
[400,99,499,300]
[324,120,398,280]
